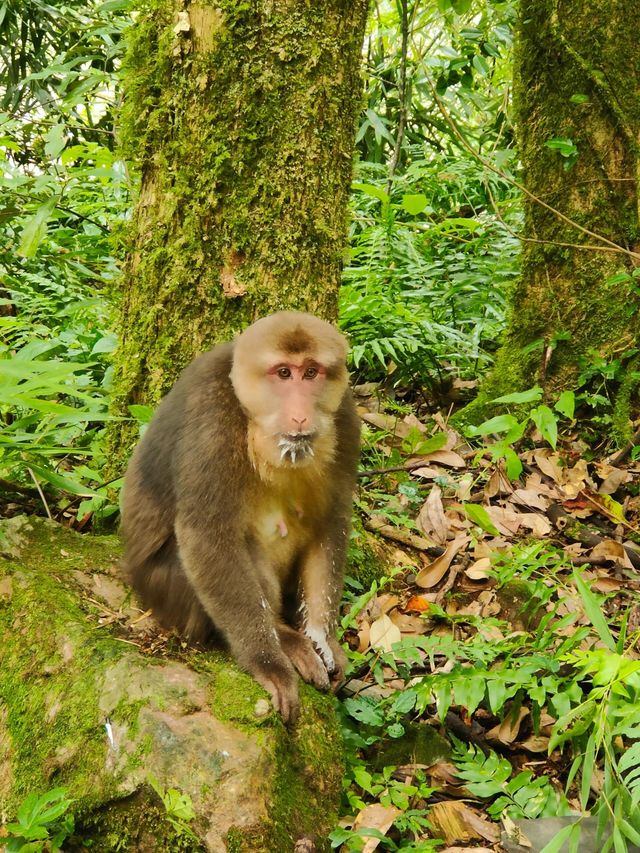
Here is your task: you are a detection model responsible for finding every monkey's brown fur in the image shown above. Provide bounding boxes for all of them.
[121,312,360,722]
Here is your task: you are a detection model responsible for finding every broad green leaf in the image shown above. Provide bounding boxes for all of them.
[580,734,595,808]
[530,405,558,449]
[491,386,543,404]
[464,503,500,535]
[554,391,575,419]
[617,740,640,774]
[572,569,616,651]
[91,334,118,355]
[606,272,632,286]
[27,464,104,498]
[18,196,58,257]
[364,109,395,145]
[466,414,520,436]
[538,823,579,853]
[414,432,448,455]
[128,404,154,423]
[451,0,472,12]
[598,493,625,523]
[472,54,489,76]
[503,447,524,479]
[44,124,66,159]
[351,182,390,204]
[620,819,640,846]
[401,193,429,215]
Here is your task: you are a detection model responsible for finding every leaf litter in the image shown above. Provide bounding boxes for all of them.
[336,401,640,852]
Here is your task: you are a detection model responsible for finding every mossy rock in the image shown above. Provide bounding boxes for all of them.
[0,517,343,852]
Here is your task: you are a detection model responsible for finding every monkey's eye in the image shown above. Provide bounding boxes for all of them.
[303,366,318,379]
[277,366,291,379]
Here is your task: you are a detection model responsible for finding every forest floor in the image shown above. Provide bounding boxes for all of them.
[325,385,640,852]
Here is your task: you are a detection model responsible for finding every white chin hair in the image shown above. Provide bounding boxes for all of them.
[278,435,314,465]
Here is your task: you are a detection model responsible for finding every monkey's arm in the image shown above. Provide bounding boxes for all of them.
[174,514,300,721]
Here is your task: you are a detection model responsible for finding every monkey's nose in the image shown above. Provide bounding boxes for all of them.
[292,417,307,430]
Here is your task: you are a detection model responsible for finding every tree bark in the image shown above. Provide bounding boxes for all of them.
[111,0,368,453]
[469,0,640,435]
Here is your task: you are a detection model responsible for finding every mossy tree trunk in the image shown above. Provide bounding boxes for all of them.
[476,0,640,433]
[111,0,368,454]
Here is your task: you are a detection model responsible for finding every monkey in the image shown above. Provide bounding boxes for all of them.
[121,312,360,724]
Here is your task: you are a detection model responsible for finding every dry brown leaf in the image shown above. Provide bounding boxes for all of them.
[457,473,474,502]
[561,458,591,499]
[511,487,550,512]
[455,600,483,617]
[357,621,371,653]
[485,505,523,536]
[486,707,529,745]
[369,614,402,653]
[423,450,466,468]
[590,539,634,570]
[352,803,402,853]
[377,593,401,614]
[389,611,428,635]
[361,412,413,438]
[429,801,500,845]
[403,413,427,433]
[525,470,561,498]
[517,512,552,537]
[485,466,513,498]
[477,623,504,641]
[416,485,449,545]
[427,761,462,786]
[533,449,564,483]
[597,466,631,495]
[591,577,622,592]
[518,735,551,753]
[465,557,492,580]
[409,466,442,480]
[415,536,468,589]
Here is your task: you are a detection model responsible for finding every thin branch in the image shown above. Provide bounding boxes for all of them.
[385,0,409,196]
[57,204,110,234]
[486,183,631,256]
[27,467,52,520]
[609,425,640,466]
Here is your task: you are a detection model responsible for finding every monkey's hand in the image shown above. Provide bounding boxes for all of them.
[251,656,300,725]
[278,625,330,692]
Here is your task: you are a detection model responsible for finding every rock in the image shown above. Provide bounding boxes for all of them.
[502,816,640,853]
[0,517,343,851]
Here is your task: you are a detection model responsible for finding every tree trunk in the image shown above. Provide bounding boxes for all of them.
[470,0,640,435]
[111,0,368,451]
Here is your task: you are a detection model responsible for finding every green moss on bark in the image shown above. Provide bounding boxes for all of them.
[465,0,640,433]
[110,0,368,461]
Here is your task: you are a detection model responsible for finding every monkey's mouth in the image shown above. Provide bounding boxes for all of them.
[278,433,314,464]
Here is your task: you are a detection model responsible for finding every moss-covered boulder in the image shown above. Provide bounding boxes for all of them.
[0,517,343,852]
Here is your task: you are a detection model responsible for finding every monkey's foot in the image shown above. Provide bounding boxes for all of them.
[277,625,330,691]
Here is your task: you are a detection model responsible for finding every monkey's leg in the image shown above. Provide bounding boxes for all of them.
[298,540,348,682]
[175,517,301,723]
[129,536,219,644]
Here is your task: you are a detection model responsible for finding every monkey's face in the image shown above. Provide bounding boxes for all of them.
[230,312,350,468]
